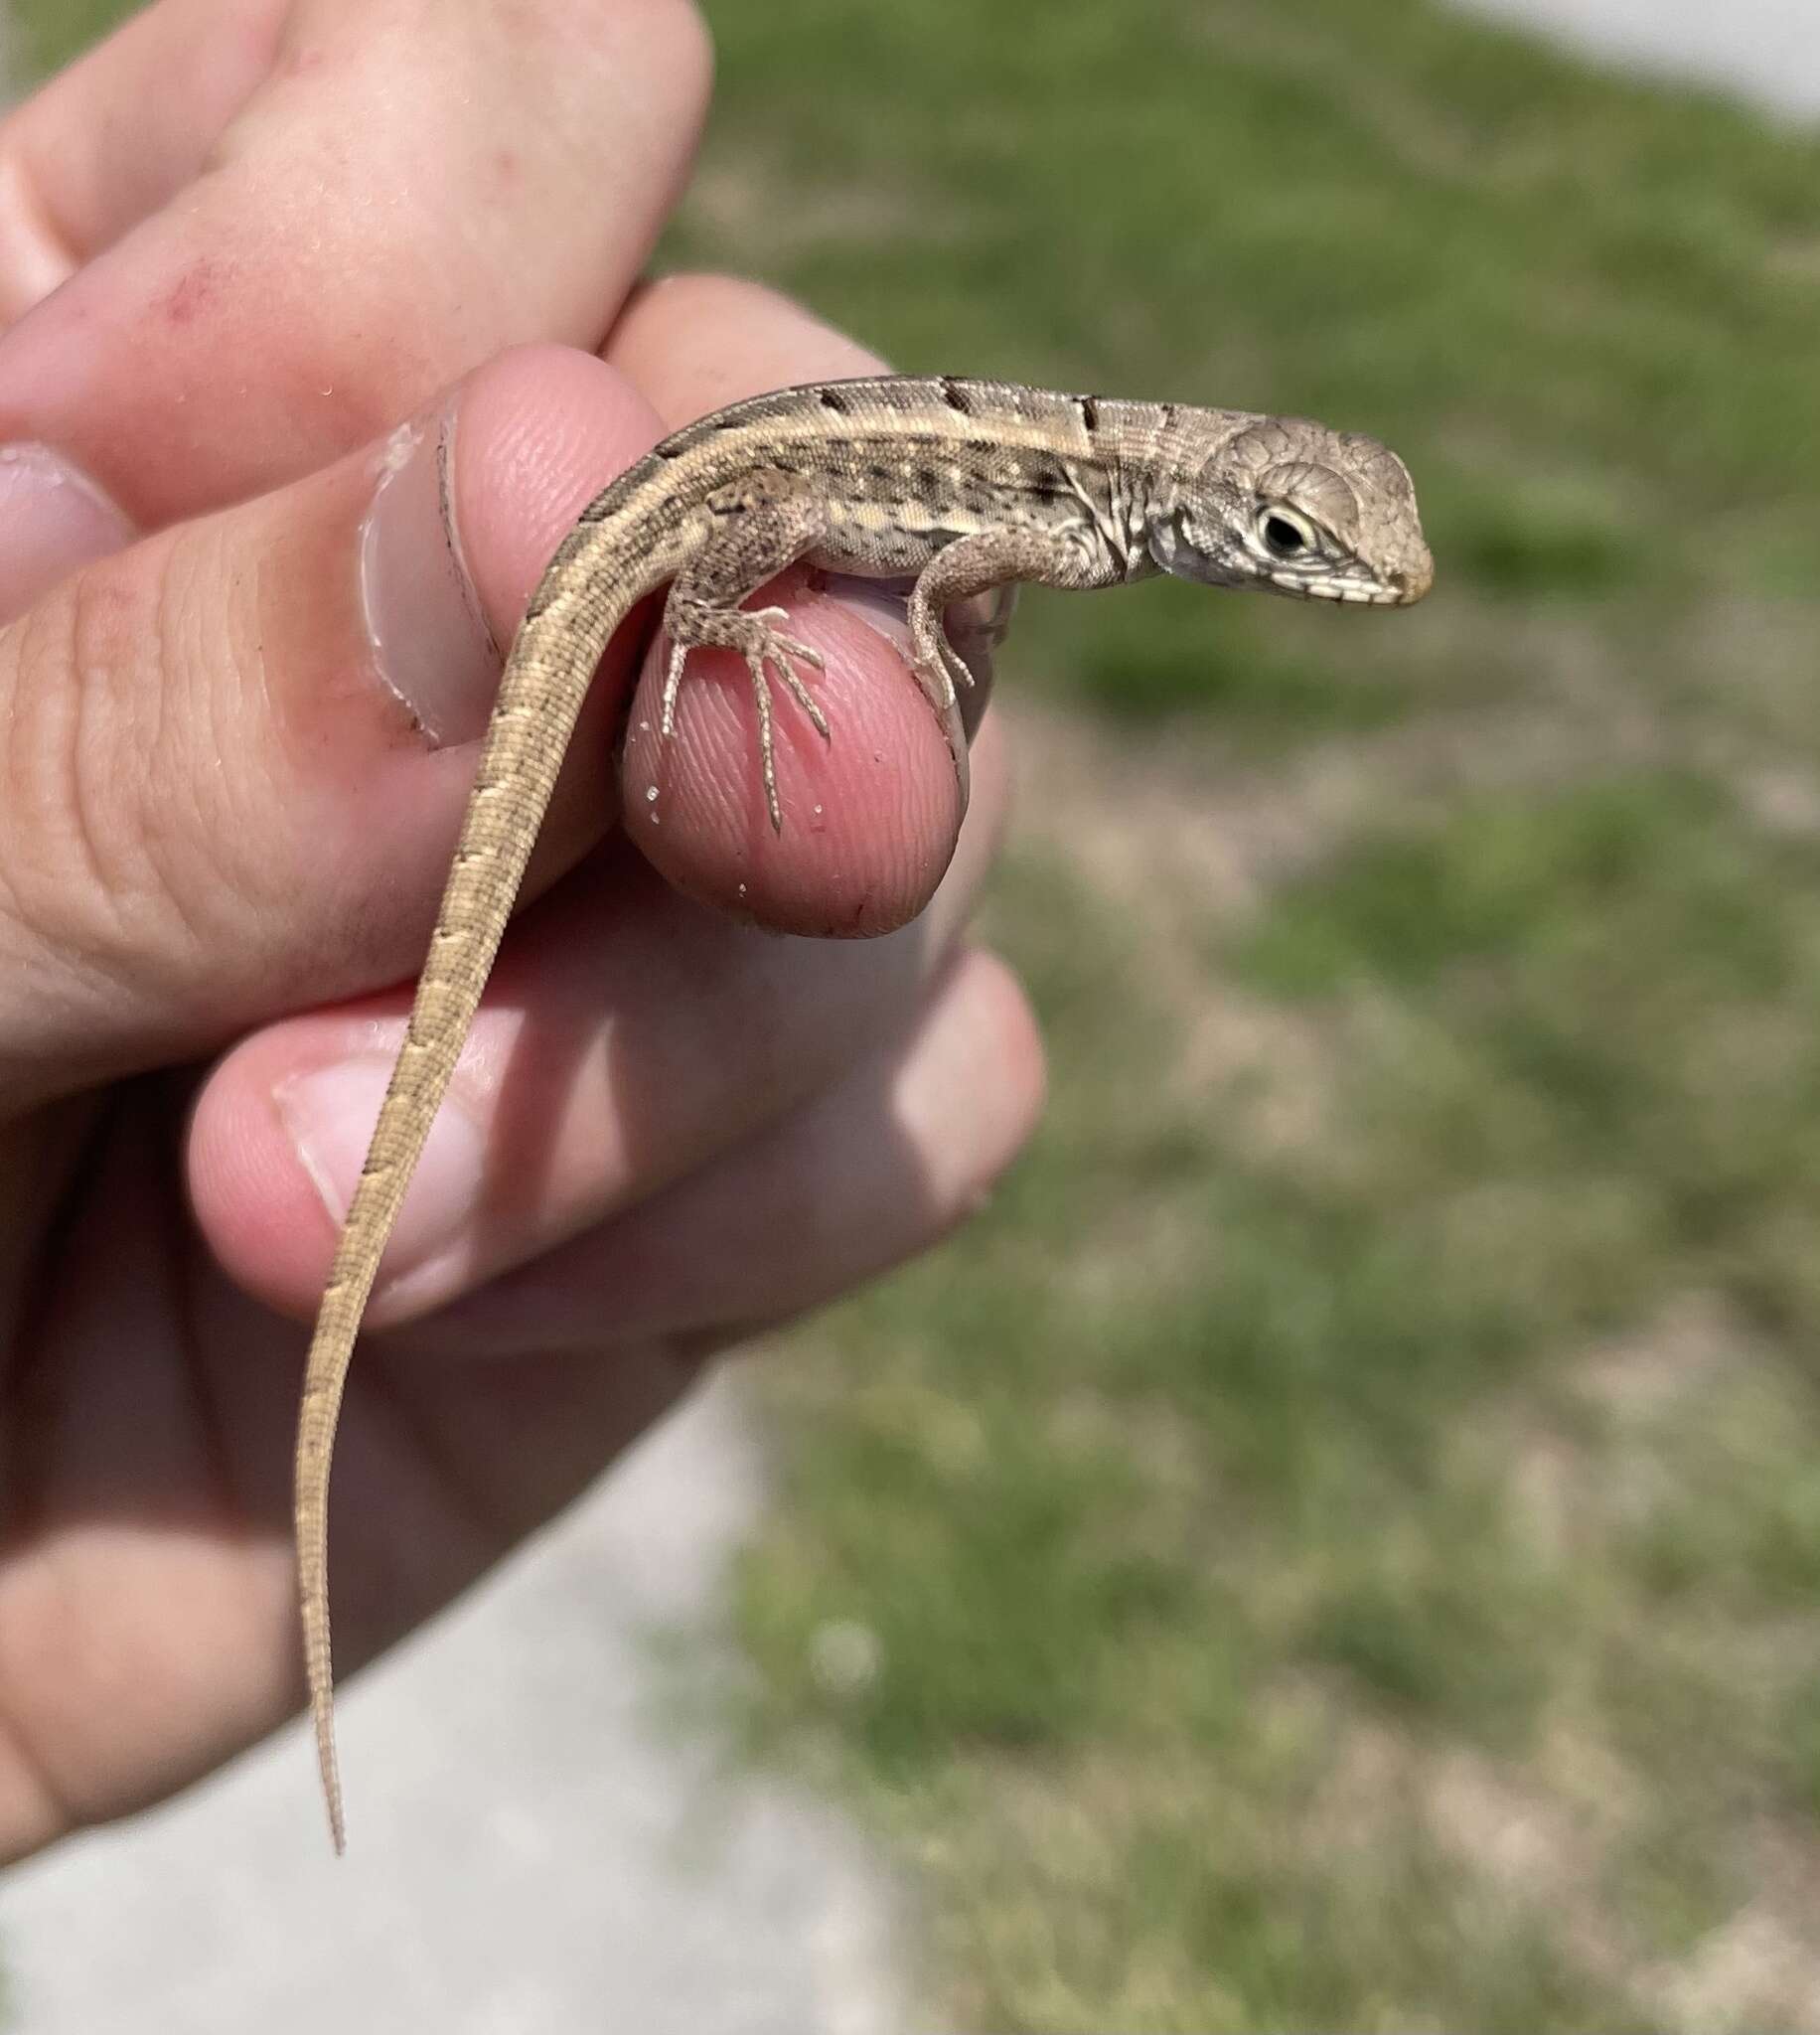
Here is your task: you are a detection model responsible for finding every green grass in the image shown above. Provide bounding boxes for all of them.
[12,0,126,77]
[23,0,1820,2024]
[674,4,1820,2027]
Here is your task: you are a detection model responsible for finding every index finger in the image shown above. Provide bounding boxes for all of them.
[0,0,711,549]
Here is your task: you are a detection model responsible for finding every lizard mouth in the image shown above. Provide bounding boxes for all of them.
[1270,570,1409,606]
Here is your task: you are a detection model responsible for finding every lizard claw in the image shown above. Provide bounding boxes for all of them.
[759,633,831,739]
[909,632,974,718]
[659,605,833,830]
[741,624,831,829]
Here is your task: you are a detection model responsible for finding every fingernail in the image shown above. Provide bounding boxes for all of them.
[277,1055,486,1277]
[0,444,133,623]
[359,404,501,745]
[826,575,1005,690]
[826,576,914,647]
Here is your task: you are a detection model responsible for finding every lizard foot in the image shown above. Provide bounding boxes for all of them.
[904,588,980,720]
[661,605,829,832]
[913,631,977,715]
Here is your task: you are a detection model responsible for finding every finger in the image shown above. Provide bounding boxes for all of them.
[606,274,1001,911]
[376,945,1045,1361]
[171,943,1040,1724]
[187,715,1014,1326]
[0,344,659,1100]
[0,0,712,566]
[0,0,284,323]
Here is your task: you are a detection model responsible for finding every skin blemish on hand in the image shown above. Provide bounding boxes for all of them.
[163,259,222,329]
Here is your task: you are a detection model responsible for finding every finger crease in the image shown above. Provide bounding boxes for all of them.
[0,146,81,312]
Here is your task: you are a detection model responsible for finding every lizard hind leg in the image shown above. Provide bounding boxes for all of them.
[658,473,834,831]
[660,603,828,832]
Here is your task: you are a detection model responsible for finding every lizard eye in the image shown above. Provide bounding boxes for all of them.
[1259,508,1316,559]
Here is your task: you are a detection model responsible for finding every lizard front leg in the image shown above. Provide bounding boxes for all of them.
[662,469,835,831]
[904,524,1124,813]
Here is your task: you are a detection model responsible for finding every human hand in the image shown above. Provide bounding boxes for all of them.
[0,0,1043,1859]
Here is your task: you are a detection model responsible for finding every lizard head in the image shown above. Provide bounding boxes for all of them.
[1149,415,1434,606]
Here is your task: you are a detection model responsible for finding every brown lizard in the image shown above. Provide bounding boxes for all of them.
[295,374,1434,1848]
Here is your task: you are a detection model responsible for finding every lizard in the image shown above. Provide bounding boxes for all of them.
[295,373,1434,1850]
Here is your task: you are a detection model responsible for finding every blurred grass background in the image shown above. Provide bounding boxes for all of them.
[16,0,120,73]
[21,0,1820,2026]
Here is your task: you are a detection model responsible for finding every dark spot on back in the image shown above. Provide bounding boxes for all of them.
[1078,394,1100,433]
[941,378,973,414]
[819,388,850,415]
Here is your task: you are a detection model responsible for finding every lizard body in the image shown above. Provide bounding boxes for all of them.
[296,374,1433,1848]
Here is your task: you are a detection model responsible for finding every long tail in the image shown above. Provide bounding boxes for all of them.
[294,504,660,1851]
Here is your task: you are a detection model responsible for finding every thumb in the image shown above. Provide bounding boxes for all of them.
[0,345,657,1107]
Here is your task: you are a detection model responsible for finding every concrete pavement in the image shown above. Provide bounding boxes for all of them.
[1459,0,1820,120]
[0,1377,907,2034]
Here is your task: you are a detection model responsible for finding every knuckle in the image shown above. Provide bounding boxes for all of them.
[0,127,78,327]
[0,531,257,1053]
[519,0,713,115]
[617,273,885,388]
[614,0,714,88]
[0,570,148,970]
[651,0,715,108]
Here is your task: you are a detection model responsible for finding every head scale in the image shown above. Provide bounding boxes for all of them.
[1147,414,1433,607]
